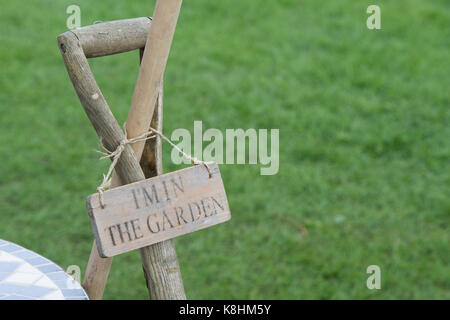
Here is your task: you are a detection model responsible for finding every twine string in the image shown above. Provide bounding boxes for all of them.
[96,125,212,209]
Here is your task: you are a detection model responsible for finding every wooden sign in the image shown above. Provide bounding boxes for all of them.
[87,162,231,258]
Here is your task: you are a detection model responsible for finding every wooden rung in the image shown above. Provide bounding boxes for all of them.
[61,17,152,58]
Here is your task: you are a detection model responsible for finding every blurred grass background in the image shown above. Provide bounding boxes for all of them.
[0,0,448,299]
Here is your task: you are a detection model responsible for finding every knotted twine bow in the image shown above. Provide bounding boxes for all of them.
[96,125,212,209]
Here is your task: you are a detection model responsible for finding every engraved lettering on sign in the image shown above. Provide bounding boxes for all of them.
[87,163,231,257]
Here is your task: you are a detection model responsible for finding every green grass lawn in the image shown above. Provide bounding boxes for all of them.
[0,0,448,299]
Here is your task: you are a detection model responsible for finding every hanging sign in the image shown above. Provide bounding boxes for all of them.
[87,162,231,258]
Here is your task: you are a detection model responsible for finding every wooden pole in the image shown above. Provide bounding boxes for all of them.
[60,17,154,300]
[68,17,152,58]
[58,31,185,299]
[126,0,183,161]
[64,17,155,300]
[127,0,185,300]
[82,86,163,300]
[58,0,185,299]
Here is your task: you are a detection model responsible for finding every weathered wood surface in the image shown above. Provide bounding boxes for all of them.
[58,0,185,300]
[82,88,163,300]
[87,163,231,257]
[71,17,152,58]
[82,52,163,301]
[139,48,163,179]
[58,31,143,184]
[126,0,183,162]
[125,0,185,300]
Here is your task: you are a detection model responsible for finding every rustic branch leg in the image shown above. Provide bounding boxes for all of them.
[83,84,163,300]
[129,0,185,300]
[70,18,154,300]
[58,0,185,300]
[82,78,163,301]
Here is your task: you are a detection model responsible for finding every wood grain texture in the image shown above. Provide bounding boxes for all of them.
[82,50,163,301]
[72,17,152,58]
[82,89,163,300]
[126,0,183,162]
[58,0,186,300]
[140,48,163,179]
[87,163,231,258]
[58,31,143,184]
[125,0,186,300]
